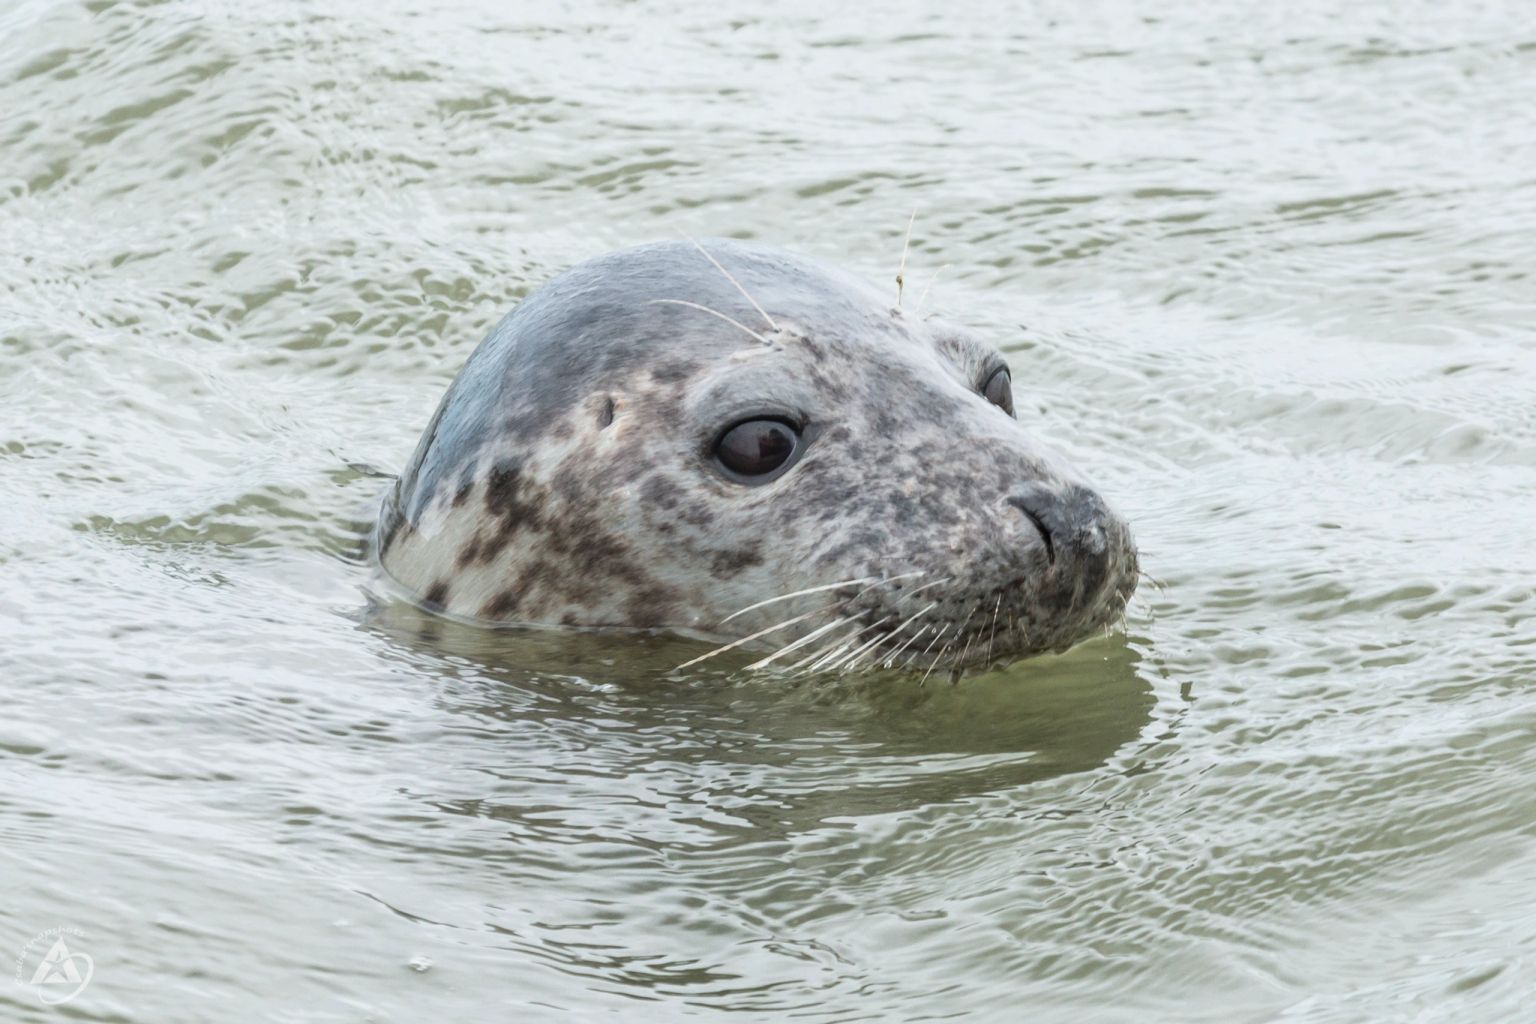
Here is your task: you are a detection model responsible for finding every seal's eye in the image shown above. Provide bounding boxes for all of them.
[982,367,1014,416]
[715,418,799,483]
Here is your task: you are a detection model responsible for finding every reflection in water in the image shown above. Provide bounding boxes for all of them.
[355,599,1161,1009]
[366,598,1157,830]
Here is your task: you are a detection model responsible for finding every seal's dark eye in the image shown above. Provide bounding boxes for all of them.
[715,419,799,482]
[982,367,1014,416]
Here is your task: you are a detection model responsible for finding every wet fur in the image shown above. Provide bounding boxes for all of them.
[377,239,1138,672]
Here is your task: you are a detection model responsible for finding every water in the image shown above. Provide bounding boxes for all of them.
[3,1,1534,1020]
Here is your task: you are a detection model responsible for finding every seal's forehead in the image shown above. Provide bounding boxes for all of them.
[492,239,994,408]
[549,239,899,348]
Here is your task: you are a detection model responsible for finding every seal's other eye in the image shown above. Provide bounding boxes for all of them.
[715,418,799,483]
[983,367,1014,416]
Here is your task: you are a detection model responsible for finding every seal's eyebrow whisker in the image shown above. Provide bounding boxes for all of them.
[720,576,879,624]
[895,204,917,307]
[911,264,951,320]
[674,608,823,670]
[684,235,779,333]
[648,299,772,346]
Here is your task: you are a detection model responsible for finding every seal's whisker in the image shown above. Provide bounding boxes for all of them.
[911,264,951,319]
[828,618,906,673]
[897,576,952,603]
[675,609,823,670]
[985,593,1003,665]
[834,635,892,674]
[685,235,778,333]
[920,641,952,686]
[955,604,981,668]
[744,616,854,670]
[798,642,854,676]
[648,299,771,346]
[881,622,932,669]
[862,600,939,669]
[847,614,927,675]
[797,618,881,674]
[807,615,894,673]
[905,620,953,670]
[895,204,917,307]
[851,570,927,602]
[787,627,864,675]
[720,576,878,624]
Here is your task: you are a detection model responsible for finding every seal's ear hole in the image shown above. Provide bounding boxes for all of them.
[982,367,1014,417]
[714,418,800,484]
[597,396,616,429]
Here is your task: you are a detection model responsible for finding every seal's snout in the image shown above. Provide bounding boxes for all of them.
[1007,481,1131,615]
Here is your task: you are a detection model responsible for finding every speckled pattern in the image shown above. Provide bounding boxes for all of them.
[377,239,1137,672]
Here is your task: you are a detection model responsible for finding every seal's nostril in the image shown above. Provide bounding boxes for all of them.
[1006,495,1056,565]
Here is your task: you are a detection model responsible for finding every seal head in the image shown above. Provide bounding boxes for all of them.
[377,239,1137,673]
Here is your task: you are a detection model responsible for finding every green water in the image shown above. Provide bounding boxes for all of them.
[3,2,1535,1021]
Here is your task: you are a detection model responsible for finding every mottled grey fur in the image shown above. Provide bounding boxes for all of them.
[376,239,1137,673]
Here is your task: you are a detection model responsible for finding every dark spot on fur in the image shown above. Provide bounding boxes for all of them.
[485,460,547,539]
[597,396,615,429]
[709,543,764,577]
[624,585,678,629]
[481,585,525,619]
[423,580,450,611]
[640,474,678,511]
[455,534,484,569]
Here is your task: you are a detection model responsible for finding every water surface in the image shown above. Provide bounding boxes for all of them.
[3,1,1535,1020]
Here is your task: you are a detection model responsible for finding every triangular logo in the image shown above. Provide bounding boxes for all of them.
[30,938,81,986]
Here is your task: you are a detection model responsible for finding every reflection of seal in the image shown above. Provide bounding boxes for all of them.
[376,239,1137,675]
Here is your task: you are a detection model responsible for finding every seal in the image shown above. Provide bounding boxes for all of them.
[376,238,1137,675]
